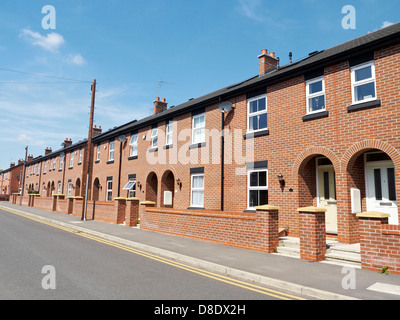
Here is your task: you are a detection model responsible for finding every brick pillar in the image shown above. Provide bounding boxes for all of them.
[67,197,74,214]
[52,194,57,212]
[298,207,327,262]
[255,205,280,253]
[356,211,392,273]
[114,197,127,224]
[126,197,140,227]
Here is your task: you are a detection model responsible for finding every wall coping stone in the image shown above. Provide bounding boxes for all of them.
[356,211,391,219]
[255,205,280,211]
[297,206,327,213]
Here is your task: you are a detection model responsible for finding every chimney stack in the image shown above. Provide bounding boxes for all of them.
[258,49,279,75]
[45,147,52,155]
[27,154,33,162]
[92,125,103,137]
[18,159,24,165]
[10,162,15,168]
[153,97,168,114]
[63,138,72,148]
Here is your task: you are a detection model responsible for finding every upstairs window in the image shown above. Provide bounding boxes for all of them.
[248,95,267,132]
[151,128,158,149]
[306,77,325,114]
[351,62,376,104]
[96,145,101,161]
[130,134,138,157]
[70,152,74,168]
[166,120,173,146]
[109,140,115,161]
[192,113,205,144]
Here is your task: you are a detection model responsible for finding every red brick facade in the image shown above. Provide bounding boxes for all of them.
[2,23,400,271]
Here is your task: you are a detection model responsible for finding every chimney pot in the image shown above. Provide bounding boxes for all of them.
[153,97,168,114]
[258,48,279,75]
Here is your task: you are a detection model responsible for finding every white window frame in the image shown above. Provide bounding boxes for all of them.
[79,149,83,164]
[151,128,158,148]
[70,152,74,168]
[247,169,268,209]
[351,61,377,105]
[44,161,47,173]
[53,158,56,170]
[57,182,61,194]
[42,182,46,197]
[67,181,72,197]
[96,145,101,161]
[59,154,63,170]
[166,120,173,146]
[190,173,204,208]
[247,94,267,133]
[106,178,113,202]
[123,179,136,198]
[306,77,326,114]
[109,141,115,161]
[192,113,205,144]
[130,134,138,157]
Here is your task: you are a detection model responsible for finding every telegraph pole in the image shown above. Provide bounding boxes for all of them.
[82,79,96,221]
[19,146,28,206]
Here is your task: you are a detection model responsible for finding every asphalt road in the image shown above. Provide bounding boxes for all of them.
[0,208,309,303]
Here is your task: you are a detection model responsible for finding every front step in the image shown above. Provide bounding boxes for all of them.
[276,237,361,268]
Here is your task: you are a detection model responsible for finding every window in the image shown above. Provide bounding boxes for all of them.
[166,121,173,146]
[67,180,72,197]
[151,128,158,148]
[192,113,205,144]
[191,174,204,208]
[109,140,115,161]
[123,179,136,198]
[53,158,56,170]
[59,154,63,170]
[42,182,46,197]
[351,62,376,104]
[248,95,267,132]
[79,149,83,163]
[306,77,325,114]
[130,134,138,157]
[106,178,113,202]
[44,161,47,173]
[96,145,101,161]
[247,169,268,209]
[70,152,74,168]
[57,181,61,194]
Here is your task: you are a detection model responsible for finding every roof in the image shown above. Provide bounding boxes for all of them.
[93,21,400,142]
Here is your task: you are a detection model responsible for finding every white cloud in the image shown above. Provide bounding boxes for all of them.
[381,21,394,29]
[67,53,86,66]
[20,28,65,53]
[236,0,264,22]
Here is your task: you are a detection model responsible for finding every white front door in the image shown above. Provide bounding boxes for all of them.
[317,165,338,234]
[366,160,398,225]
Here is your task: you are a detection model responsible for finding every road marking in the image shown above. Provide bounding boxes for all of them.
[367,283,400,296]
[1,207,307,300]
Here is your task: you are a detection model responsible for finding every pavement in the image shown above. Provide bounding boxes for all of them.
[2,202,400,300]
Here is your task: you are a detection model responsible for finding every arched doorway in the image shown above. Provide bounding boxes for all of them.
[93,178,100,201]
[146,172,158,205]
[161,170,175,208]
[346,148,398,225]
[297,151,339,234]
[75,178,81,197]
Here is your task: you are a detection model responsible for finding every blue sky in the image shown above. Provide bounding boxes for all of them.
[0,0,399,169]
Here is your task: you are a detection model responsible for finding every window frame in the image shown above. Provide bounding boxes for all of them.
[247,94,268,133]
[190,173,205,208]
[109,140,115,161]
[130,134,138,157]
[151,128,158,149]
[247,168,269,210]
[192,113,205,144]
[351,61,377,105]
[106,178,113,202]
[96,145,101,161]
[70,152,74,168]
[166,120,173,146]
[306,76,326,114]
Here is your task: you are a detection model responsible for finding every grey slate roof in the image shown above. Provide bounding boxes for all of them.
[93,21,400,142]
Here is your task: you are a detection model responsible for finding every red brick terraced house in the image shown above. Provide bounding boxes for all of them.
[3,22,400,273]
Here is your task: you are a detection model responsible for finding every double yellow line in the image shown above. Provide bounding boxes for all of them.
[1,207,306,300]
